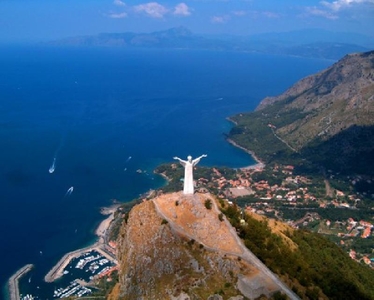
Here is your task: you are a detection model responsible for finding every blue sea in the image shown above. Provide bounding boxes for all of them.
[0,46,331,299]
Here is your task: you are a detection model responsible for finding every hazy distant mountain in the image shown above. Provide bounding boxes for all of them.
[241,29,374,47]
[47,27,372,60]
[229,50,374,175]
[48,27,228,50]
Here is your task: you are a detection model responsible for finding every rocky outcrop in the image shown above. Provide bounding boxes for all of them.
[109,192,298,300]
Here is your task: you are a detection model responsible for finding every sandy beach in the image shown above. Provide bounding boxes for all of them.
[96,204,120,242]
[226,138,265,170]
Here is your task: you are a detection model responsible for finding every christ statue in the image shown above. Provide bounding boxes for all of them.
[173,154,207,195]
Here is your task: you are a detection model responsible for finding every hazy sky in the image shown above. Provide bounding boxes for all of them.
[1,0,373,42]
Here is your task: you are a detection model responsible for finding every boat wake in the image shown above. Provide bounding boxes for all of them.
[126,156,132,163]
[65,186,74,197]
[49,157,56,174]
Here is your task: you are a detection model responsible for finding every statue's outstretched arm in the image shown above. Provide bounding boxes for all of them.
[173,156,186,166]
[192,154,207,165]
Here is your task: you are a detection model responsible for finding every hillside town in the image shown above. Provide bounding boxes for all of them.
[188,163,374,269]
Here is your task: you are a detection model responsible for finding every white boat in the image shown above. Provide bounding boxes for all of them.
[49,157,56,173]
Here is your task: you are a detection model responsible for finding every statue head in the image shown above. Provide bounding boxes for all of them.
[187,155,192,162]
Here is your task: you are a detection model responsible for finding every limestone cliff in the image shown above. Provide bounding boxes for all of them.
[108,192,298,300]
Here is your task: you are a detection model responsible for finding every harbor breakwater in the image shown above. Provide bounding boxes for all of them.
[7,264,33,300]
[44,243,117,283]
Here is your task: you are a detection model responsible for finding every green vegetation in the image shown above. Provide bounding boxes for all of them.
[218,213,224,222]
[204,199,212,209]
[221,204,374,300]
[107,217,123,242]
[229,98,374,179]
[228,102,305,165]
[155,163,184,193]
[154,163,237,195]
[90,270,119,298]
[302,125,374,176]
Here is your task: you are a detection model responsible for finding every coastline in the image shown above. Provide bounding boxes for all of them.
[45,206,118,283]
[7,205,119,299]
[157,171,171,182]
[226,137,265,170]
[225,116,265,170]
[96,204,120,243]
[7,118,263,299]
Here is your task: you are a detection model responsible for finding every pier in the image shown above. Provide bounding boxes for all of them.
[44,209,118,283]
[8,264,33,300]
[44,243,117,282]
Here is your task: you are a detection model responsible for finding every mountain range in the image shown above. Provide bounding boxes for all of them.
[47,27,373,60]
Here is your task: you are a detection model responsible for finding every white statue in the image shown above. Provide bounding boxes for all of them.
[173,154,207,194]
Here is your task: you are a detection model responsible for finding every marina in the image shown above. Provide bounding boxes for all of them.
[12,244,118,299]
[47,248,117,299]
[7,208,119,299]
[53,279,91,298]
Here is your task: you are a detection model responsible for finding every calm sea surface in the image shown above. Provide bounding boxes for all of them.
[0,46,331,299]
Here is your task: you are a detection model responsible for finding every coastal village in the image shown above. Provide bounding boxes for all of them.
[188,162,374,269]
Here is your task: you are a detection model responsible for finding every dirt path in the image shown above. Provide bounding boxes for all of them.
[153,192,300,300]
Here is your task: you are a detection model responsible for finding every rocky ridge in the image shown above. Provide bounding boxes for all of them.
[108,192,299,300]
[227,50,374,175]
[256,50,374,150]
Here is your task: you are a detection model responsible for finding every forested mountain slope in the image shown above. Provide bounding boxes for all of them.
[229,50,374,175]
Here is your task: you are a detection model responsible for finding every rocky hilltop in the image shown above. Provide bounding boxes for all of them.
[108,192,298,300]
[229,50,374,174]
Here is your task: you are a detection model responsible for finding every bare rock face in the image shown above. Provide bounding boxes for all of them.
[110,192,294,300]
[256,51,374,150]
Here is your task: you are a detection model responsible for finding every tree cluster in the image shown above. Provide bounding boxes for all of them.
[220,204,374,300]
